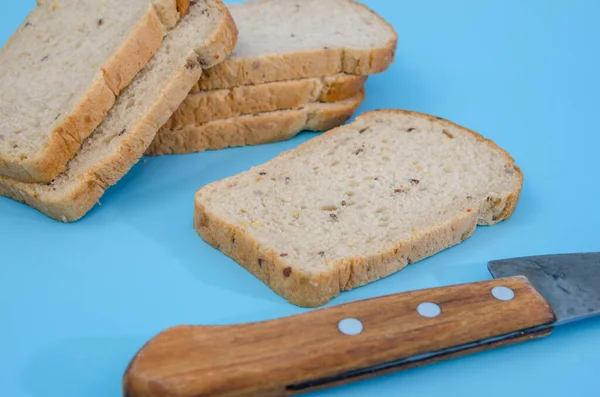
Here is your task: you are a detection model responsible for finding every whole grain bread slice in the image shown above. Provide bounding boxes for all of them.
[0,0,192,183]
[163,73,366,130]
[0,0,237,222]
[192,110,523,307]
[192,0,398,91]
[146,90,365,155]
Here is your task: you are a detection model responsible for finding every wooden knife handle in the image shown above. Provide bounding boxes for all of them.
[123,276,556,397]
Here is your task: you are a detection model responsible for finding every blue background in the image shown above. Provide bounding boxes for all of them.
[1,0,599,396]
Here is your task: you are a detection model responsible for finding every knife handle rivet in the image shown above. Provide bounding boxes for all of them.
[338,318,363,335]
[417,302,441,318]
[492,286,515,301]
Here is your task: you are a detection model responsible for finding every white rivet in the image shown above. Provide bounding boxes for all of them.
[417,302,441,318]
[492,286,515,301]
[338,318,363,335]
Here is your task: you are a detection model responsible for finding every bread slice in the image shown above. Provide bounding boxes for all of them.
[0,0,237,222]
[0,0,192,183]
[192,110,523,307]
[162,73,366,130]
[146,90,365,156]
[192,0,398,91]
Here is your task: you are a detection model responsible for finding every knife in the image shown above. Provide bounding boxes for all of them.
[122,252,600,397]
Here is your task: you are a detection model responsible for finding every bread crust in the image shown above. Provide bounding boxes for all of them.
[176,0,190,17]
[146,89,365,155]
[192,110,524,307]
[0,0,238,222]
[164,74,366,130]
[0,0,189,184]
[192,0,398,91]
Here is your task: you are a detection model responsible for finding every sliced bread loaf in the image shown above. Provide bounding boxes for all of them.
[0,0,237,222]
[162,73,366,130]
[192,110,523,307]
[192,0,397,91]
[0,0,191,183]
[146,90,365,155]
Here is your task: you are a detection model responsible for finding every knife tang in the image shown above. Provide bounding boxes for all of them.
[123,275,557,397]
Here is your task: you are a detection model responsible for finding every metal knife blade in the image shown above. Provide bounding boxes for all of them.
[488,252,600,325]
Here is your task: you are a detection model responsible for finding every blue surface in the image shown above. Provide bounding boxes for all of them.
[1,0,599,396]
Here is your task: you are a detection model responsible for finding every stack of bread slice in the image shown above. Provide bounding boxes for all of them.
[0,0,397,222]
[146,0,398,156]
[0,0,238,221]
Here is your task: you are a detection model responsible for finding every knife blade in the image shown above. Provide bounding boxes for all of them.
[122,252,600,397]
